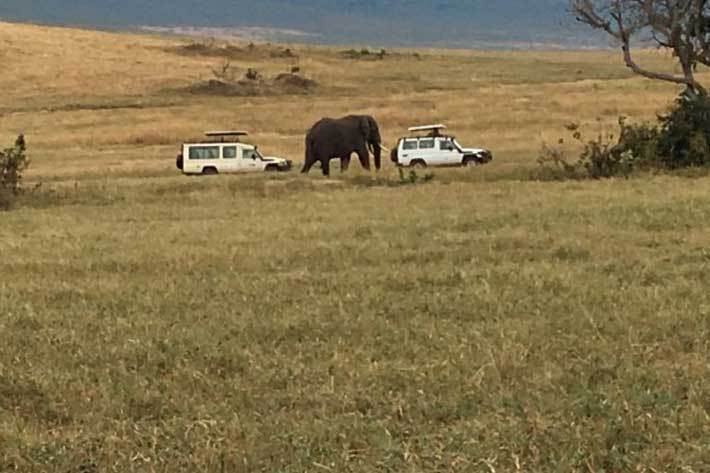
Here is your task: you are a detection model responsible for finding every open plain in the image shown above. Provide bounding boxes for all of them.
[2,21,710,472]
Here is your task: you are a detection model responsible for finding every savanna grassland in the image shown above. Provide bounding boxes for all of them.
[2,20,710,472]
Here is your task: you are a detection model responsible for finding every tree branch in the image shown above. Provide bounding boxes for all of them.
[571,0,708,95]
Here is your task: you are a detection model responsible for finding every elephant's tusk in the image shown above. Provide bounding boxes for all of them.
[379,145,390,153]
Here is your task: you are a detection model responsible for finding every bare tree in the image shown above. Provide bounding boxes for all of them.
[571,0,710,95]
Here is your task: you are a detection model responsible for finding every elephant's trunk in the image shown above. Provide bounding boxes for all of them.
[369,141,382,170]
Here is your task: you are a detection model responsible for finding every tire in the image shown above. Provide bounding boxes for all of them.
[411,160,427,169]
[265,164,279,172]
[202,167,219,175]
[463,157,479,167]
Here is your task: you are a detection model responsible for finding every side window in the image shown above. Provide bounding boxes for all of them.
[188,146,220,160]
[419,138,435,149]
[223,146,237,159]
[402,139,418,150]
[439,139,453,150]
[242,149,255,160]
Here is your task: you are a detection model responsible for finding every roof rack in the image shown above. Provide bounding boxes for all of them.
[203,130,249,143]
[205,130,249,137]
[408,124,447,133]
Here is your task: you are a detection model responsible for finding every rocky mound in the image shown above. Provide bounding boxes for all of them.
[273,73,318,90]
[167,41,298,60]
[181,73,318,97]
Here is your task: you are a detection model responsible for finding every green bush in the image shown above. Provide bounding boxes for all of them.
[656,93,710,168]
[0,135,29,209]
[536,119,646,180]
[537,93,710,180]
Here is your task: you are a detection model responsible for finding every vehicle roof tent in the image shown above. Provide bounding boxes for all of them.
[408,124,447,137]
[202,131,249,143]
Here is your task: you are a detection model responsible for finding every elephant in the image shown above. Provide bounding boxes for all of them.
[302,115,383,176]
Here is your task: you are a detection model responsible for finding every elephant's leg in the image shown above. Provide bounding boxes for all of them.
[321,158,331,177]
[356,148,371,171]
[340,155,351,173]
[303,139,316,174]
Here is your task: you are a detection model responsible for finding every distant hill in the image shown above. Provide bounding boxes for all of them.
[0,1,602,49]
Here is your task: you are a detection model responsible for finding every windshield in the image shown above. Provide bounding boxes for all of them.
[453,139,464,152]
[254,148,265,160]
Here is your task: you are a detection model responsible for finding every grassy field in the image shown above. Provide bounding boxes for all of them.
[2,21,710,472]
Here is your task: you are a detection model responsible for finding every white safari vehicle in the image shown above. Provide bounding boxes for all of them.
[176,131,292,175]
[391,125,493,168]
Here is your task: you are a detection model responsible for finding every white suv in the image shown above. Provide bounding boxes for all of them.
[176,131,292,175]
[391,125,492,168]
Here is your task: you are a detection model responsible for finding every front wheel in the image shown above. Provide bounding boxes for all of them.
[463,157,479,167]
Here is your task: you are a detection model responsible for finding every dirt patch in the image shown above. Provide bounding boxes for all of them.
[183,79,258,96]
[339,48,422,61]
[273,73,318,90]
[181,72,317,97]
[340,48,387,60]
[167,41,298,61]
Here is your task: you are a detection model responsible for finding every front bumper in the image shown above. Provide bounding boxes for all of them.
[477,150,493,163]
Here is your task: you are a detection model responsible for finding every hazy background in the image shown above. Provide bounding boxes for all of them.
[0,0,606,49]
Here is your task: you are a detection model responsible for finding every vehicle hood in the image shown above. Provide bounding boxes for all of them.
[461,147,489,155]
[262,156,289,163]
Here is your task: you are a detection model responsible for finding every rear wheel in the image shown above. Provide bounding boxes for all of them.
[411,160,427,169]
[202,167,219,175]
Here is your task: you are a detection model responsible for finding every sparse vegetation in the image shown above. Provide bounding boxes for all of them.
[168,40,299,61]
[340,48,387,60]
[537,93,710,179]
[0,134,29,209]
[537,119,643,179]
[183,64,317,96]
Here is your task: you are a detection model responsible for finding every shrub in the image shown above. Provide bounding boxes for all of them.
[0,135,29,209]
[656,93,710,168]
[537,92,710,180]
[536,119,647,180]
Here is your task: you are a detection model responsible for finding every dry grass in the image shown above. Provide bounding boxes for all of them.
[2,21,710,472]
[0,21,701,181]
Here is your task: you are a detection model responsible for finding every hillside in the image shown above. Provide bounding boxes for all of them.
[0,0,594,48]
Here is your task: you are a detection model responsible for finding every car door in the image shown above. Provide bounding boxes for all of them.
[400,139,419,165]
[241,146,261,172]
[221,145,240,173]
[417,137,436,165]
[436,138,460,165]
